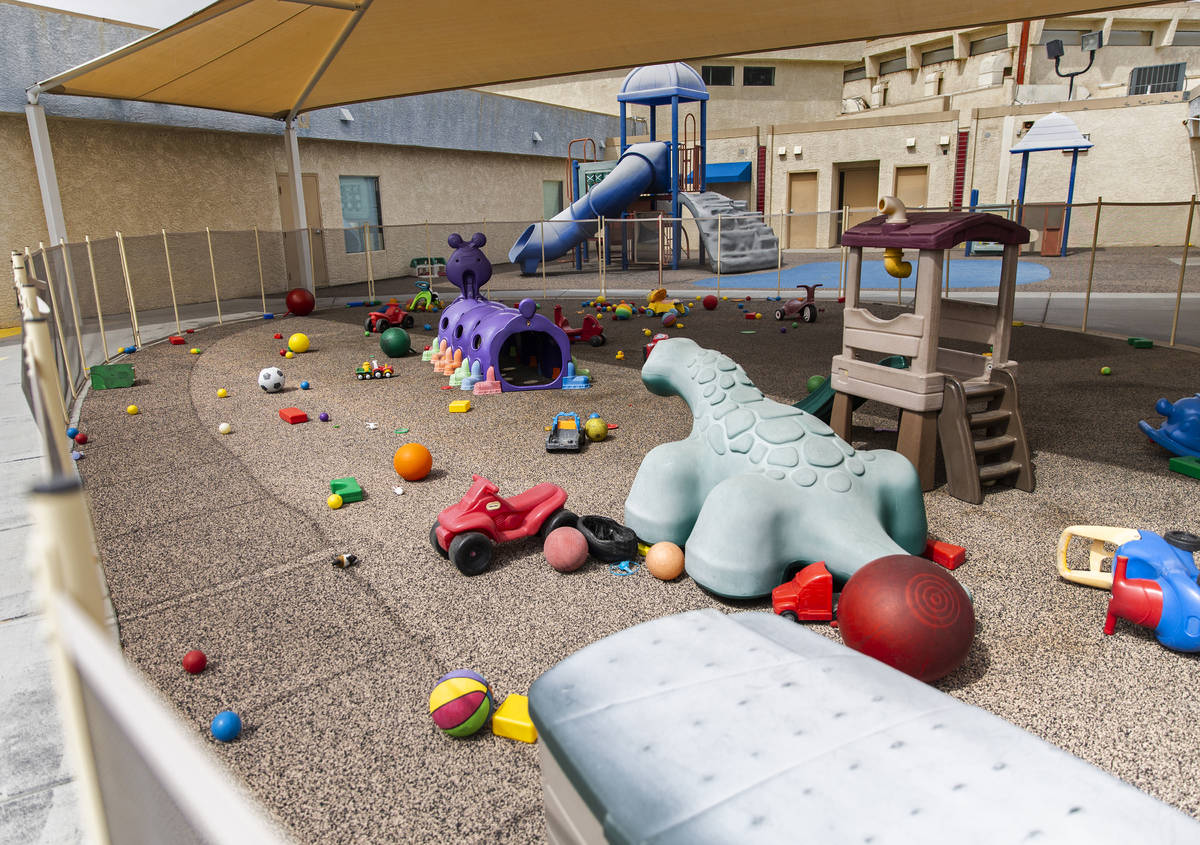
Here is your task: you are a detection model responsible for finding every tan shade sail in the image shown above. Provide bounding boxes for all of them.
[35,0,1153,120]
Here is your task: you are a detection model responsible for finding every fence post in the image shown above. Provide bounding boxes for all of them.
[58,239,89,381]
[13,251,71,466]
[84,236,109,364]
[716,214,723,292]
[363,223,375,303]
[1082,197,1101,333]
[161,229,181,333]
[775,212,783,299]
[253,226,266,315]
[1171,195,1196,347]
[115,232,142,347]
[38,242,79,399]
[205,227,223,325]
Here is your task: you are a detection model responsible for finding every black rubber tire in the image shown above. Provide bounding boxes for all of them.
[430,522,449,558]
[363,316,375,333]
[540,508,578,539]
[357,372,366,380]
[589,335,605,347]
[375,318,390,333]
[372,370,383,379]
[775,309,785,321]
[800,303,817,324]
[576,515,638,563]
[401,314,414,329]
[1165,530,1200,552]
[384,371,393,378]
[781,610,799,623]
[450,532,492,575]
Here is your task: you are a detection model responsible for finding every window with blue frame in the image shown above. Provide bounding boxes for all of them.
[340,175,383,253]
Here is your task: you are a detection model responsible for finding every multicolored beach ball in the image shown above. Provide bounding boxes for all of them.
[429,669,494,737]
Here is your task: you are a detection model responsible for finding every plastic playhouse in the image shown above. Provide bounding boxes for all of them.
[831,197,1035,503]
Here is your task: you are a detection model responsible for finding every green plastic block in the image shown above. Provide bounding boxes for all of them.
[1127,337,1154,348]
[1169,456,1200,480]
[330,477,364,503]
[89,363,135,390]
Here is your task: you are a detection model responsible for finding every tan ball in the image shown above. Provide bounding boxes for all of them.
[645,542,685,581]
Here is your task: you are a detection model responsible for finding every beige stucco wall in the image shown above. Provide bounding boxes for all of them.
[2,116,564,327]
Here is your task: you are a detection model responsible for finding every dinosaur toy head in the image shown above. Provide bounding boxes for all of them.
[446,232,491,300]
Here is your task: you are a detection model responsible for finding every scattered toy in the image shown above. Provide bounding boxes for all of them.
[125,404,139,415]
[300,381,310,390]
[285,351,295,359]
[74,432,88,445]
[66,426,78,439]
[576,515,637,562]
[189,347,201,355]
[1127,337,1154,348]
[1170,455,1200,479]
[546,412,582,452]
[366,422,378,430]
[448,399,471,413]
[364,302,414,333]
[182,650,207,674]
[393,486,405,495]
[330,477,364,503]
[327,494,344,509]
[319,412,330,422]
[274,333,283,339]
[278,407,308,424]
[545,526,589,572]
[431,475,574,575]
[553,304,606,346]
[1101,366,1112,375]
[702,295,718,310]
[332,553,358,568]
[583,415,608,442]
[355,359,393,379]
[429,670,493,738]
[217,388,228,398]
[70,451,82,461]
[169,336,185,345]
[210,710,243,743]
[492,694,537,743]
[218,422,231,435]
[645,542,685,580]
[259,367,285,392]
[285,287,315,316]
[380,326,412,358]
[609,560,640,576]
[772,563,834,622]
[1139,393,1200,457]
[288,332,310,353]
[90,363,135,390]
[393,443,433,481]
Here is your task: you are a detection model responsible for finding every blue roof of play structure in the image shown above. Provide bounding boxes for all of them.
[1010,111,1094,153]
[618,62,709,105]
[700,162,752,183]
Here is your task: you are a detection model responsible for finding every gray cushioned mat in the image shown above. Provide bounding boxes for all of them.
[530,609,1200,844]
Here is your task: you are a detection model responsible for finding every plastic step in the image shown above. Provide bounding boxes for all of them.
[973,434,1017,453]
[962,381,1005,400]
[978,460,1022,482]
[968,409,1010,428]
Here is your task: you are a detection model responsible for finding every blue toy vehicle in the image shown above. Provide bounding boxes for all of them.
[1139,394,1200,457]
[1058,525,1200,652]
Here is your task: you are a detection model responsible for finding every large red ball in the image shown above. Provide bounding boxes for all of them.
[182,649,208,674]
[702,295,718,310]
[545,526,589,573]
[837,555,974,683]
[285,288,315,317]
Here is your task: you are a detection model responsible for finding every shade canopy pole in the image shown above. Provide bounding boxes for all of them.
[283,121,313,292]
[25,99,68,246]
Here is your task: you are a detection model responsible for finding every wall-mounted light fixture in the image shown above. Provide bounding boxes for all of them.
[777,146,787,157]
[905,137,917,149]
[792,145,803,157]
[532,131,543,143]
[338,108,354,122]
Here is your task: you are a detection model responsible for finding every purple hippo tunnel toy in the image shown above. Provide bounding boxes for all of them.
[435,233,571,391]
[1139,394,1200,458]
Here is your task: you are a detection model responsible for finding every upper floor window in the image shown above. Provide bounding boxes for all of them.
[879,56,908,75]
[1040,29,1088,46]
[1128,62,1187,95]
[702,65,734,86]
[969,33,1008,55]
[743,66,775,86]
[843,65,867,82]
[921,46,955,66]
[1175,30,1200,47]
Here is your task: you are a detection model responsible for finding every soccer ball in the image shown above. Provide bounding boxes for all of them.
[258,367,285,393]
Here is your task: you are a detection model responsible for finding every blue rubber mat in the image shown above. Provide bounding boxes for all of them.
[693,258,1051,289]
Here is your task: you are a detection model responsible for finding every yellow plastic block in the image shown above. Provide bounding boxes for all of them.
[448,399,471,413]
[492,694,538,743]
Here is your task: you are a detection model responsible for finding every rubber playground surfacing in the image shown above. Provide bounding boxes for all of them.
[76,293,1200,843]
[691,257,1052,289]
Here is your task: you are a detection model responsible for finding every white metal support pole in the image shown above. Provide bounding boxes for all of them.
[284,120,314,292]
[25,100,68,245]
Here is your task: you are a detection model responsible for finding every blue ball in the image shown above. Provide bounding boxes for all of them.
[300,381,310,390]
[211,710,243,742]
[423,323,432,331]
[66,426,78,439]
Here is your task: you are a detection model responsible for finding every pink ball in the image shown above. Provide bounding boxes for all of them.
[661,311,676,328]
[545,527,589,573]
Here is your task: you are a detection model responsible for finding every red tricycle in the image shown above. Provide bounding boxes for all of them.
[364,302,414,333]
[431,475,577,575]
[553,304,606,347]
[774,283,823,324]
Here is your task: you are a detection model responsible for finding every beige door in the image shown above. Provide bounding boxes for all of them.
[276,173,328,285]
[894,166,929,209]
[839,164,880,232]
[786,171,818,248]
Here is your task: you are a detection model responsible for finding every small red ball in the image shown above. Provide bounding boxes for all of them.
[285,287,316,317]
[182,650,207,674]
[74,432,88,445]
[837,555,974,683]
[545,526,589,573]
[702,295,718,310]
[279,348,287,356]
[274,333,283,340]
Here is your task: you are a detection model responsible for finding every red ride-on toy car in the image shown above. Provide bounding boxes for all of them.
[553,305,606,347]
[431,475,577,575]
[365,302,414,333]
[774,283,823,324]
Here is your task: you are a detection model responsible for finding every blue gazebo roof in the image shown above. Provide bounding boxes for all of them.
[618,63,709,106]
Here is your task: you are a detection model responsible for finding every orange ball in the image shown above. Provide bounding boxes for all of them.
[393,443,432,481]
[645,542,685,581]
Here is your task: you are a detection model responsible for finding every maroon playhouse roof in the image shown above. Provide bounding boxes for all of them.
[840,212,1030,249]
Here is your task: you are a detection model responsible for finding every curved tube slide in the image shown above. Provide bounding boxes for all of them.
[509,141,670,274]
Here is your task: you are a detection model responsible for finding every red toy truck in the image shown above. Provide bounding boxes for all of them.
[431,475,577,575]
[771,562,835,622]
[553,304,606,347]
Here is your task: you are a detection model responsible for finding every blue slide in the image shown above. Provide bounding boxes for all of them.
[509,141,671,274]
